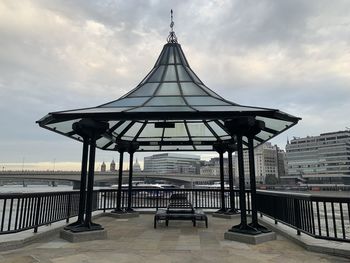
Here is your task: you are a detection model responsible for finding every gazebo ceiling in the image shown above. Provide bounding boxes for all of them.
[37,24,300,152]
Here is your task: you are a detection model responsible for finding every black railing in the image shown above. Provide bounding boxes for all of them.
[0,189,243,235]
[0,188,349,243]
[257,190,350,242]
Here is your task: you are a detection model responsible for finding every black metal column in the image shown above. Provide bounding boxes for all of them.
[225,117,261,235]
[115,150,124,212]
[219,150,226,212]
[126,151,134,212]
[83,135,102,230]
[213,143,227,213]
[247,135,270,232]
[68,119,108,233]
[64,136,89,230]
[227,145,239,214]
[237,135,247,227]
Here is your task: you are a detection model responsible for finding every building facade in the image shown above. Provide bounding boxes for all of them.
[234,142,286,185]
[200,157,231,177]
[143,153,200,174]
[284,130,350,185]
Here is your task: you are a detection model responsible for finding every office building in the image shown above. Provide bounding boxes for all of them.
[284,130,350,185]
[144,153,200,174]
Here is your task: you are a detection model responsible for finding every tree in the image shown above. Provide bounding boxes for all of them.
[265,174,278,185]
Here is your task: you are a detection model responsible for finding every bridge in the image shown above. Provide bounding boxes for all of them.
[0,171,219,188]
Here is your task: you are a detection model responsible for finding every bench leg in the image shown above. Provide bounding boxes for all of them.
[166,219,169,227]
[193,219,196,227]
[205,218,208,228]
[154,217,157,229]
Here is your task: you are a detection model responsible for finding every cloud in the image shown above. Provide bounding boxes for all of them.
[0,0,350,167]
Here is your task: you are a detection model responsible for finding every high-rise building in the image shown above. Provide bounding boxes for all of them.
[101,161,106,172]
[144,153,200,174]
[284,130,350,185]
[110,159,116,172]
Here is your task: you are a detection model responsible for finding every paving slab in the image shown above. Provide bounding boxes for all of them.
[0,214,348,262]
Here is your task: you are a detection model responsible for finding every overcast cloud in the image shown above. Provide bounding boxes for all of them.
[1,0,350,170]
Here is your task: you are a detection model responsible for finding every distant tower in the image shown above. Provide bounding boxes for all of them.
[133,158,142,172]
[110,159,116,172]
[101,161,106,172]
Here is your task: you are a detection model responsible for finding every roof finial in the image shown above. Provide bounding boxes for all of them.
[167,9,178,43]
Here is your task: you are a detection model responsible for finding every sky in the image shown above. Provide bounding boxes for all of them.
[1,0,350,171]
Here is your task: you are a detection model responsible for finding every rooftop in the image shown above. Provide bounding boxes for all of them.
[0,214,347,262]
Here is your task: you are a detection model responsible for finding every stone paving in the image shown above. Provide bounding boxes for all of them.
[0,214,348,263]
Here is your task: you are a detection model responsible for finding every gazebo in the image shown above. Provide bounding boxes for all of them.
[37,12,300,238]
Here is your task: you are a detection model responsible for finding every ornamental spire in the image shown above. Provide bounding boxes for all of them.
[167,9,178,43]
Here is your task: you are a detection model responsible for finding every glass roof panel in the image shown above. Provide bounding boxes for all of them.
[256,130,274,141]
[194,145,213,150]
[162,145,194,151]
[62,107,131,113]
[163,65,177,81]
[174,47,181,64]
[113,121,132,135]
[192,136,216,141]
[181,83,207,95]
[145,97,186,106]
[148,65,166,82]
[168,47,175,64]
[46,119,78,134]
[163,123,188,137]
[128,106,194,112]
[123,122,144,137]
[207,121,228,136]
[138,123,163,137]
[177,65,192,81]
[185,96,230,106]
[160,48,169,65]
[96,137,111,148]
[186,123,213,137]
[129,83,159,97]
[139,146,161,151]
[163,136,189,141]
[102,97,148,107]
[256,116,292,132]
[193,106,268,112]
[155,83,181,96]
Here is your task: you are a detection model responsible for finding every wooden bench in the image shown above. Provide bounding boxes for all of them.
[154,194,208,228]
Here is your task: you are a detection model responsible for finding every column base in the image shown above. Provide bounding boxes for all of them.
[60,229,107,243]
[224,230,276,245]
[249,222,272,233]
[68,222,104,233]
[229,223,261,235]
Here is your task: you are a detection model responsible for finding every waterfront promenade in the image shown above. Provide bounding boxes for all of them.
[0,214,347,263]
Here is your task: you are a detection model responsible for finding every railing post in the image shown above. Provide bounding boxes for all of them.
[66,194,71,223]
[34,196,41,233]
[156,190,159,210]
[195,190,198,208]
[103,191,107,213]
[294,198,301,235]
